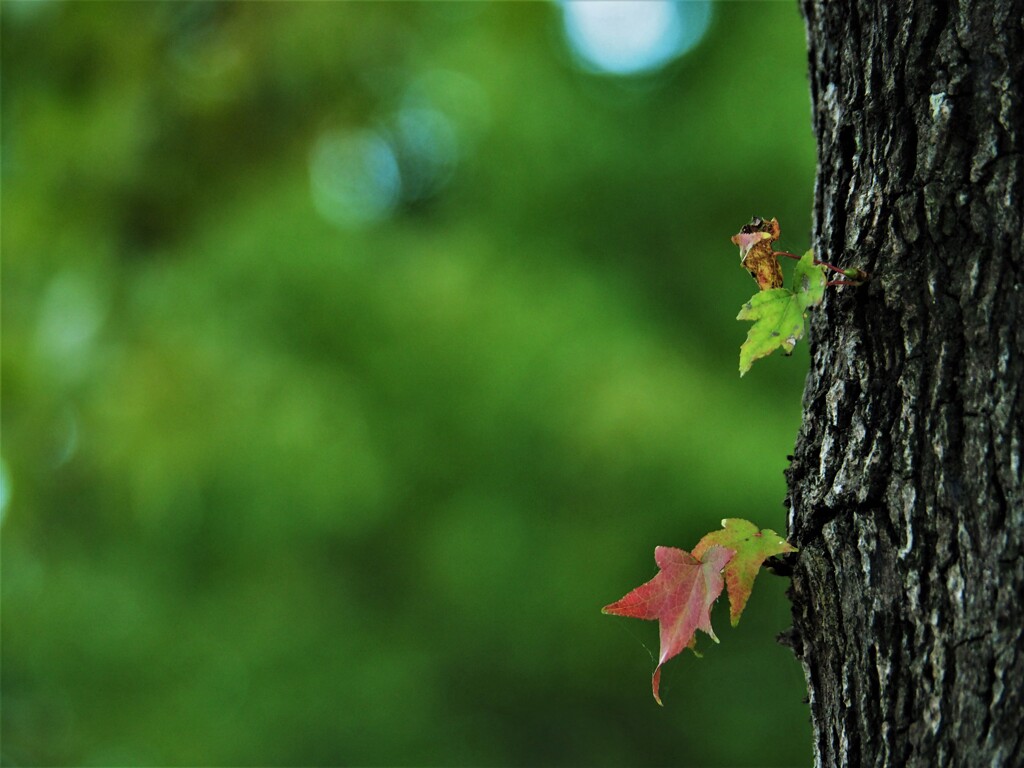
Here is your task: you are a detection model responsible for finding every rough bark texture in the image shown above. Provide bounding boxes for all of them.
[786,1,1024,766]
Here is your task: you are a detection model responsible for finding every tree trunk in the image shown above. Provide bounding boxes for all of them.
[786,1,1024,766]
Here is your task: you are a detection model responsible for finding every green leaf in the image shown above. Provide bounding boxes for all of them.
[691,519,797,626]
[736,250,825,375]
[793,249,826,309]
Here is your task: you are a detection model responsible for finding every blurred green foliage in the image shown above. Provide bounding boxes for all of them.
[2,2,816,765]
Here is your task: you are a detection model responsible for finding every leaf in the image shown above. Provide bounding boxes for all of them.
[792,248,826,308]
[731,217,783,290]
[736,289,805,375]
[691,519,797,626]
[603,545,734,705]
[736,249,825,375]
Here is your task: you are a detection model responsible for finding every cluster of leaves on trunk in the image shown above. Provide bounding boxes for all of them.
[732,217,826,375]
[603,519,795,704]
[732,216,866,375]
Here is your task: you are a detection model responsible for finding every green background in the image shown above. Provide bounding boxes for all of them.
[2,2,816,765]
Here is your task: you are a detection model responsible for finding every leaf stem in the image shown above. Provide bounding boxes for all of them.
[773,250,867,281]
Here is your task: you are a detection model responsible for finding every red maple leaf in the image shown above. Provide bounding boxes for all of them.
[602,545,734,704]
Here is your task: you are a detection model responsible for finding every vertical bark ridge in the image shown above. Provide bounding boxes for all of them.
[789,1,1024,766]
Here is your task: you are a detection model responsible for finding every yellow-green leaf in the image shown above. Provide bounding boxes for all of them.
[736,250,825,375]
[691,518,796,626]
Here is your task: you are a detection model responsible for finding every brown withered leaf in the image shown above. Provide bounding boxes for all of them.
[731,217,783,291]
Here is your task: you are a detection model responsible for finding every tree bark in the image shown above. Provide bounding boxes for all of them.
[787,1,1024,766]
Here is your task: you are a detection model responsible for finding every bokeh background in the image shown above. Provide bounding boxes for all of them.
[2,2,818,765]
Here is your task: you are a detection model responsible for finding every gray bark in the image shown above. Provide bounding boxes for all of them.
[786,1,1024,766]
